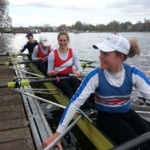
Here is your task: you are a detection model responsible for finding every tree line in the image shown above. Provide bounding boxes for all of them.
[11,19,150,33]
[58,19,150,32]
[0,0,150,33]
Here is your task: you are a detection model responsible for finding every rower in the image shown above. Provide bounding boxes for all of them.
[43,34,150,150]
[47,31,82,99]
[16,32,38,60]
[32,35,53,77]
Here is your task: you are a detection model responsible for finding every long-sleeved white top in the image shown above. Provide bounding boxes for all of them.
[56,64,150,133]
[32,44,53,60]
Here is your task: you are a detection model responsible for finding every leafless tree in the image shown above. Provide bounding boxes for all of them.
[0,0,12,28]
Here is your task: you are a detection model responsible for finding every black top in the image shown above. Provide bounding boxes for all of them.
[20,40,38,54]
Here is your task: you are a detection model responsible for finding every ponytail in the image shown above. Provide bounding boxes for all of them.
[128,38,140,58]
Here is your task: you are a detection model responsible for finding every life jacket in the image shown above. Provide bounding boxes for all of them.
[95,64,133,113]
[38,44,51,58]
[54,48,73,75]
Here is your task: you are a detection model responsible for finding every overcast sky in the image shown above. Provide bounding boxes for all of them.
[8,0,150,27]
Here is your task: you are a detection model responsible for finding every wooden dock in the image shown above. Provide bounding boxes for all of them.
[0,56,55,150]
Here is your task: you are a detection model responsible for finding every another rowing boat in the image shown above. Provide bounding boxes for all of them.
[26,63,115,150]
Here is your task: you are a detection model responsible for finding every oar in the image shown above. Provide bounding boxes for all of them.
[0,60,38,66]
[44,115,82,150]
[81,63,96,68]
[111,131,150,150]
[0,52,31,57]
[14,77,45,80]
[135,111,150,114]
[19,91,66,109]
[9,66,44,78]
[0,59,96,69]
[20,92,93,123]
[19,92,90,150]
[18,89,59,95]
[0,76,71,88]
[80,59,97,64]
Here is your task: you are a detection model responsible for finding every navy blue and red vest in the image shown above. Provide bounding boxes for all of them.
[95,64,133,113]
[54,48,73,75]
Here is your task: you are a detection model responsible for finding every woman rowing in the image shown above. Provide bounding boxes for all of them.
[32,35,53,77]
[47,31,82,99]
[43,34,150,150]
[16,32,38,60]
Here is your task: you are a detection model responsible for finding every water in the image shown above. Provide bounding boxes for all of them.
[1,32,150,70]
[1,32,150,149]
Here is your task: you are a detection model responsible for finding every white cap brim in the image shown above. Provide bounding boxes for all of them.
[41,41,49,47]
[93,42,115,52]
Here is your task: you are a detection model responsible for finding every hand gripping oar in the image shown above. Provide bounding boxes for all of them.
[44,115,82,150]
[0,76,71,88]
[0,52,31,57]
[21,92,85,150]
[0,60,38,66]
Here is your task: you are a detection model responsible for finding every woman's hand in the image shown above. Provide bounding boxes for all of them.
[74,70,82,78]
[43,132,63,150]
[39,58,46,62]
[50,70,59,76]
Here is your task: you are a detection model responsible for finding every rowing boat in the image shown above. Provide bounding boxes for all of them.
[25,63,115,150]
[15,59,150,150]
[1,56,150,150]
[2,56,150,149]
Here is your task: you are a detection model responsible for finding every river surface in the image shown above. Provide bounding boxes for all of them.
[1,32,150,70]
[0,32,150,150]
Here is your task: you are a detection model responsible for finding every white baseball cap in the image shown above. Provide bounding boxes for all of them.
[93,34,130,55]
[39,35,50,47]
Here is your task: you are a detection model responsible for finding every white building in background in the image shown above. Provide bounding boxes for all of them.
[31,29,41,33]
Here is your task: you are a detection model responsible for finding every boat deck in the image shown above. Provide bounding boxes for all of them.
[0,56,55,150]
